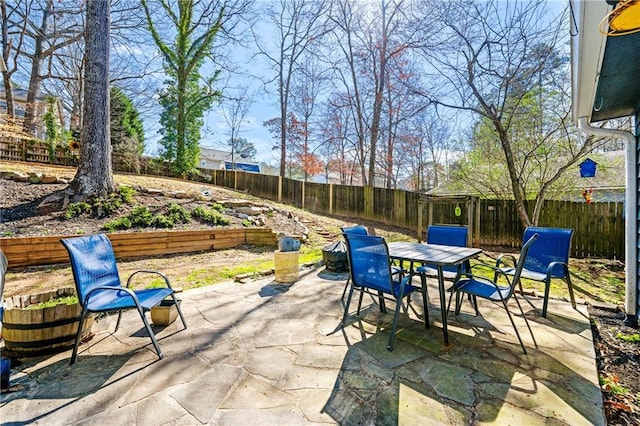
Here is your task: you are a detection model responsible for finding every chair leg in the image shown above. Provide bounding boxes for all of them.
[387,296,404,351]
[565,274,577,310]
[137,306,163,360]
[171,293,188,329]
[501,298,528,354]
[542,277,552,318]
[356,289,365,314]
[341,277,350,302]
[508,294,537,354]
[341,283,355,327]
[70,305,89,365]
[115,311,124,332]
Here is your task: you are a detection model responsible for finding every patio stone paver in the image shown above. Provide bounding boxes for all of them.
[0,267,605,425]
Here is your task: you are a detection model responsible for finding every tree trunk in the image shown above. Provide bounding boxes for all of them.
[70,0,114,198]
[22,0,53,136]
[1,0,14,118]
[495,123,531,228]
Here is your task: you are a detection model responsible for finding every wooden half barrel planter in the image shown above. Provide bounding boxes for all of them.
[2,287,94,357]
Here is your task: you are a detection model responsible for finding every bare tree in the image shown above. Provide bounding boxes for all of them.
[254,0,328,177]
[10,0,84,135]
[417,0,603,227]
[219,87,254,168]
[69,0,114,197]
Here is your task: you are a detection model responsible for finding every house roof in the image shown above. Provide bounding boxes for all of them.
[571,0,640,123]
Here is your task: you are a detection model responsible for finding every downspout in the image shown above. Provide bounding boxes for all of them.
[579,117,638,327]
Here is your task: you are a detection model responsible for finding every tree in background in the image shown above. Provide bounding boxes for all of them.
[220,87,254,169]
[418,0,603,227]
[227,137,256,164]
[142,0,224,176]
[110,86,145,172]
[69,0,115,198]
[255,0,328,178]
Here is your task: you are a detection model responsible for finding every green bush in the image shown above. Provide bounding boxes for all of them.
[129,206,155,227]
[152,215,175,228]
[211,202,225,212]
[167,203,191,224]
[192,206,229,225]
[64,202,92,219]
[118,186,137,203]
[102,217,132,232]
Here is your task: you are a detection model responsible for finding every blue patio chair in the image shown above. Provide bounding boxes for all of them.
[341,233,429,351]
[339,225,402,305]
[61,234,187,365]
[448,233,539,354]
[495,227,576,318]
[416,225,469,279]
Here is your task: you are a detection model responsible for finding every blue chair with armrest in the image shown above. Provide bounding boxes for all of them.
[341,233,429,351]
[449,234,539,354]
[495,227,576,318]
[61,233,187,365]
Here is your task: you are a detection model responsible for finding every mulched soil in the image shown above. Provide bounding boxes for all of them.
[1,175,639,424]
[589,306,640,425]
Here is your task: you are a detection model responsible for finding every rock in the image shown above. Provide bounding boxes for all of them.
[236,206,263,216]
[173,191,188,199]
[237,213,250,220]
[146,188,163,195]
[57,178,70,184]
[40,175,59,184]
[222,199,256,208]
[2,171,29,182]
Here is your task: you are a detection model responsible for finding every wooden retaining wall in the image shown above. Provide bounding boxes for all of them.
[0,228,278,268]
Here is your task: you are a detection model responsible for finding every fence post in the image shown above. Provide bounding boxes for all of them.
[417,201,423,242]
[302,180,305,209]
[329,184,333,215]
[278,176,282,202]
[466,197,473,247]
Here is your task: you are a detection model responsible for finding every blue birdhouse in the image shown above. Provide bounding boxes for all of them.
[579,158,597,178]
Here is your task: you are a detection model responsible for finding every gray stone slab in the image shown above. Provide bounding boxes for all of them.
[219,373,294,409]
[170,364,243,423]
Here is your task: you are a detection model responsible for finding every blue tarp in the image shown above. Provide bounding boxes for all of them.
[225,161,260,173]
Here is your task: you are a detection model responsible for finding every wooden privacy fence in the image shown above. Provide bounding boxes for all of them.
[0,228,277,268]
[0,153,624,260]
[205,169,625,260]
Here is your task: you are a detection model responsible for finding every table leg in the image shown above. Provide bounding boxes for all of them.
[437,265,449,345]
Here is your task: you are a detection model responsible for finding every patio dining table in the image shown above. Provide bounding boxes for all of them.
[387,241,482,345]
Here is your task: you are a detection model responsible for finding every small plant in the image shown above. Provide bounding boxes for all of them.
[192,206,229,225]
[129,206,155,227]
[242,219,252,227]
[64,202,92,219]
[600,374,629,395]
[211,202,225,212]
[167,203,191,224]
[118,185,137,203]
[152,214,175,228]
[102,217,132,232]
[2,231,14,237]
[615,332,640,343]
[26,295,78,310]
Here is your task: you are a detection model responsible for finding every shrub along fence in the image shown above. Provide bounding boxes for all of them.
[0,145,624,260]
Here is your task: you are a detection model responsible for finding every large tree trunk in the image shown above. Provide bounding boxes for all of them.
[70,0,114,198]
